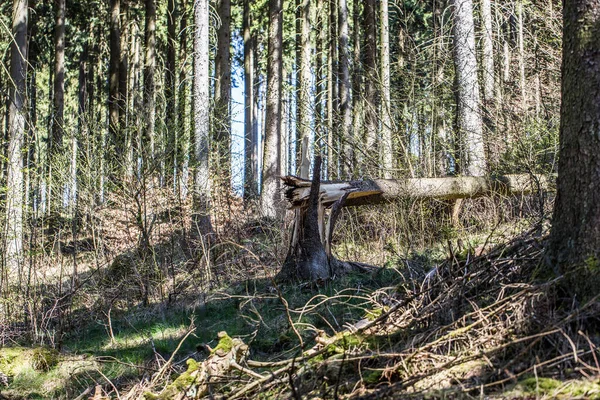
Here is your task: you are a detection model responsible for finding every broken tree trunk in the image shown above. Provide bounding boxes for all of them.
[283,174,555,209]
[279,157,371,281]
[279,171,554,281]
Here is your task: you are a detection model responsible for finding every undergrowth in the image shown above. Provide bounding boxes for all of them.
[0,192,598,399]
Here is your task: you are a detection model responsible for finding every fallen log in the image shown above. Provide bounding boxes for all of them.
[283,174,555,209]
[278,171,554,281]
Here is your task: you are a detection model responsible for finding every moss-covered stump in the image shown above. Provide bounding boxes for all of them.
[144,331,250,399]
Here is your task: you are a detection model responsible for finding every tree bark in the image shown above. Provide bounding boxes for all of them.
[260,0,283,218]
[481,0,495,103]
[5,0,28,271]
[166,0,177,187]
[178,0,189,198]
[243,0,256,201]
[283,174,555,209]
[52,0,65,153]
[452,0,486,176]
[362,0,378,168]
[338,0,352,178]
[144,0,157,159]
[109,0,121,157]
[296,0,311,177]
[215,0,231,188]
[380,0,393,179]
[192,0,213,235]
[548,0,600,291]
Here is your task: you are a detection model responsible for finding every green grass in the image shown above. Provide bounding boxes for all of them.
[1,267,406,399]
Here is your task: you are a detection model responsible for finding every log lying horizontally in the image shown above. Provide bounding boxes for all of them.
[283,174,555,209]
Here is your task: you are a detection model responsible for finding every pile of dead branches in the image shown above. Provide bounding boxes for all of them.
[118,224,599,399]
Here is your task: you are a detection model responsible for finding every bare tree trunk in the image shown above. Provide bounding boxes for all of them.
[433,0,447,177]
[5,0,27,272]
[215,0,231,189]
[380,0,393,179]
[315,0,326,163]
[260,0,283,218]
[352,0,362,173]
[296,0,311,178]
[517,0,526,112]
[452,0,486,176]
[338,0,352,178]
[166,0,178,188]
[192,0,213,235]
[362,0,377,168]
[243,0,256,201]
[144,0,157,159]
[481,0,494,103]
[52,0,65,153]
[283,174,554,209]
[327,0,337,179]
[109,0,121,159]
[178,0,189,198]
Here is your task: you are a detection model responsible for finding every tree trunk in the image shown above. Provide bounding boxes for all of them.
[283,174,555,209]
[315,0,326,162]
[52,0,65,153]
[352,0,362,173]
[215,0,231,189]
[481,0,494,103]
[548,0,600,293]
[178,0,189,198]
[5,0,28,271]
[109,0,121,158]
[260,0,283,218]
[516,0,526,112]
[166,0,177,187]
[192,0,213,235]
[296,0,311,177]
[144,0,157,159]
[338,0,352,178]
[380,0,392,179]
[452,0,486,176]
[243,0,256,201]
[327,0,337,179]
[362,0,377,168]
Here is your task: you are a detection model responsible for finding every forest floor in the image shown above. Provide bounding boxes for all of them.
[0,194,599,399]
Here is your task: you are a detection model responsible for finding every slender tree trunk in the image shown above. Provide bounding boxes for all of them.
[178,0,189,198]
[260,0,283,218]
[296,0,311,177]
[109,0,121,160]
[120,0,129,134]
[453,0,486,176]
[327,0,337,179]
[50,0,65,215]
[517,0,526,112]
[215,0,231,189]
[243,0,255,201]
[338,0,352,178]
[166,0,177,188]
[481,0,494,103]
[5,0,28,272]
[362,0,377,166]
[315,0,326,162]
[351,0,362,173]
[548,0,600,291]
[380,0,393,178]
[144,0,157,159]
[433,0,447,177]
[52,0,65,153]
[192,0,213,235]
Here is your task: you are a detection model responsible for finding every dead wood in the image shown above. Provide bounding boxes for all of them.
[283,173,555,209]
